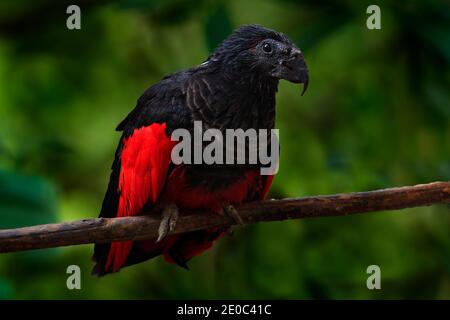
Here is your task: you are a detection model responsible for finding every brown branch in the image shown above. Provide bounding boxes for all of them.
[0,181,449,253]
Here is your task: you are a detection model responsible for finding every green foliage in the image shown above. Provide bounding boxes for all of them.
[204,2,233,52]
[0,0,449,299]
[0,170,57,228]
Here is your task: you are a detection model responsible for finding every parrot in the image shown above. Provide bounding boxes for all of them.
[92,24,308,276]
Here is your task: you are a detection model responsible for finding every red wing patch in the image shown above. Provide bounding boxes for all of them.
[261,174,274,200]
[105,123,176,272]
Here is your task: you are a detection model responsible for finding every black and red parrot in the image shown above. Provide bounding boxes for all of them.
[92,25,308,275]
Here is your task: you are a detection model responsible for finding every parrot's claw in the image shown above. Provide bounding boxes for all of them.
[224,227,234,236]
[157,203,179,242]
[223,204,245,225]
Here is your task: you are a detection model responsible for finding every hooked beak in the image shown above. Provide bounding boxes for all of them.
[271,48,309,95]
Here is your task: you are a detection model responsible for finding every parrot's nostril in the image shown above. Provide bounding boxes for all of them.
[281,60,294,71]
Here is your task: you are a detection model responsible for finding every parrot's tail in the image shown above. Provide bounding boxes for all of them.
[91,229,224,276]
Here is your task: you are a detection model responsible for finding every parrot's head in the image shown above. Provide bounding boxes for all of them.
[209,24,309,95]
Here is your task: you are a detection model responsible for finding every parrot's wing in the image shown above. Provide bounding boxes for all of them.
[108,123,176,272]
[92,123,176,275]
[92,73,190,275]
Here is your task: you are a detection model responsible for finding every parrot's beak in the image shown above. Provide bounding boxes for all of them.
[271,48,309,95]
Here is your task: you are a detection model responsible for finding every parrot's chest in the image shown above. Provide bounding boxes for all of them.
[160,165,263,213]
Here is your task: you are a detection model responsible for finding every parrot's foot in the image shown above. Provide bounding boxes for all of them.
[224,227,234,236]
[224,227,234,237]
[223,204,245,225]
[157,203,179,242]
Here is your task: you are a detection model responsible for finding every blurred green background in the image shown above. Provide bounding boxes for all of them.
[0,0,449,299]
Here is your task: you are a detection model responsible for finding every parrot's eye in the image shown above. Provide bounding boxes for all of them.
[262,43,272,53]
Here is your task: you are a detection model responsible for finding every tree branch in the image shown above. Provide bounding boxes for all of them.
[0,181,449,253]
